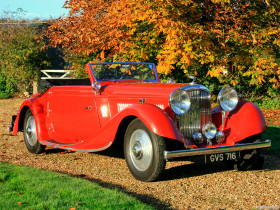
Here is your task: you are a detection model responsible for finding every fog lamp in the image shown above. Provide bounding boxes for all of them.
[193,133,203,144]
[216,131,225,144]
[202,122,217,140]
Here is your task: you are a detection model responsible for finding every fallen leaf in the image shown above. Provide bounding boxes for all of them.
[18,202,22,205]
[69,208,76,210]
[76,202,82,206]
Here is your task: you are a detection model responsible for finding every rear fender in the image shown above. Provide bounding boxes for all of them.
[13,98,49,141]
[212,100,265,144]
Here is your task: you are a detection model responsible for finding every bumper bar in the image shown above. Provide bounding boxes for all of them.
[7,115,17,133]
[164,140,271,159]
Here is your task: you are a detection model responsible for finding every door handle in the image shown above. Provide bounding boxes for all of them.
[85,106,92,110]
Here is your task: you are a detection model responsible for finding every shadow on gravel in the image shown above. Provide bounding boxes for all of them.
[94,147,280,181]
[160,154,280,181]
[73,175,171,209]
[161,159,228,181]
[262,154,280,170]
[96,145,125,159]
[43,148,74,154]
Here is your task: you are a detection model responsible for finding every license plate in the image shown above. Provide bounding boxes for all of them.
[205,151,240,163]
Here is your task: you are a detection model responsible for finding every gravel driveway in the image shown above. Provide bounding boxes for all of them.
[0,98,279,209]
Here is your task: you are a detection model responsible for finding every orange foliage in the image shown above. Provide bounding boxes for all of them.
[47,0,280,88]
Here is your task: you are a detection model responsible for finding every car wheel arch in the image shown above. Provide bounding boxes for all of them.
[114,115,183,152]
[114,115,137,147]
[18,106,30,132]
[14,99,50,141]
[117,104,182,141]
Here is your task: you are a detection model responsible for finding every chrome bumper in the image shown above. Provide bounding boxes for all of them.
[7,115,17,133]
[164,140,271,159]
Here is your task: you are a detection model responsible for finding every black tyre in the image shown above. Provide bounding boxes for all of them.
[224,134,264,171]
[124,119,166,182]
[23,109,45,154]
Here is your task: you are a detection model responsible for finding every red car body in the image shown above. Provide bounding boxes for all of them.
[11,62,271,181]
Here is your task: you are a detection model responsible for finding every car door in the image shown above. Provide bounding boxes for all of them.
[46,86,100,144]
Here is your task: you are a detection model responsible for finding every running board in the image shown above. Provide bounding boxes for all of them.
[44,139,83,146]
[164,140,271,160]
[40,139,112,152]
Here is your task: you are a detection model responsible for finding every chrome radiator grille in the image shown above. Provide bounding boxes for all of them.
[179,88,211,141]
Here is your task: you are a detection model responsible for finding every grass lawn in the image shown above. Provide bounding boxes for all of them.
[0,162,152,209]
[262,126,280,155]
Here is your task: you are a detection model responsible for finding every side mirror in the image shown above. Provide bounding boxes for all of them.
[91,81,101,92]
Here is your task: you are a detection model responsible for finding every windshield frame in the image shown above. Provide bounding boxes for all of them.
[88,62,159,82]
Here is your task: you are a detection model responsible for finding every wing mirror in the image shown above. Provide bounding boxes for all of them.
[91,81,101,92]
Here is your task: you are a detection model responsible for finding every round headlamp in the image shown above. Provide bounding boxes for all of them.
[218,86,238,112]
[169,89,191,115]
[202,122,217,140]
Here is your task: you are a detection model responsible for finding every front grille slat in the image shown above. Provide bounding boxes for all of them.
[179,87,211,143]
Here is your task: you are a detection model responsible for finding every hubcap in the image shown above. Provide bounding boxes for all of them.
[25,115,37,146]
[27,126,32,136]
[132,142,143,159]
[129,129,153,171]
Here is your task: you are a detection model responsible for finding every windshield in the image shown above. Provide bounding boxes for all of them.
[89,63,158,82]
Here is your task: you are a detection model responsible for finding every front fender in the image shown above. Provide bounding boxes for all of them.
[68,103,182,151]
[212,100,266,144]
[121,104,181,140]
[13,98,49,141]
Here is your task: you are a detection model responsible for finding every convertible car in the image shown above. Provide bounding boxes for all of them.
[10,62,271,181]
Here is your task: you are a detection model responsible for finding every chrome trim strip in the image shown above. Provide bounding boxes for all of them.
[180,84,210,92]
[164,140,271,159]
[44,140,84,146]
[40,141,112,152]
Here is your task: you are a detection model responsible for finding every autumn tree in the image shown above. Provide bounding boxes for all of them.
[47,0,280,95]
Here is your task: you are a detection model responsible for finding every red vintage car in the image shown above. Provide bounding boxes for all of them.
[10,62,271,181]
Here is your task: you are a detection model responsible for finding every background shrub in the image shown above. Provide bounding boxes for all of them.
[0,10,54,94]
